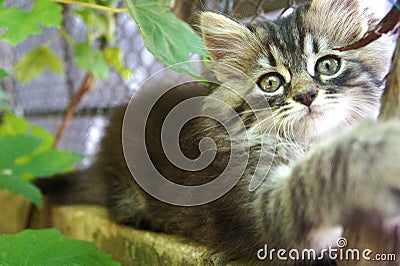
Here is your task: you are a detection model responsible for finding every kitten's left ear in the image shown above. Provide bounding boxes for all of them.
[305,0,373,46]
[200,12,256,62]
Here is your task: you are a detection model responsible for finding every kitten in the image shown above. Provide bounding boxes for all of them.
[39,0,400,264]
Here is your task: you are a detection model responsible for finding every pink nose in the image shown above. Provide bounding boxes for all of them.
[294,88,317,107]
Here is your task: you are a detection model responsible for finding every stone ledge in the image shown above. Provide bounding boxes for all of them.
[35,204,399,266]
[0,190,32,234]
[31,204,228,266]
[4,191,398,265]
[0,191,236,265]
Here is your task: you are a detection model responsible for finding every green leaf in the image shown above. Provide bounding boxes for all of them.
[0,113,84,206]
[14,47,63,83]
[0,0,63,46]
[0,112,29,137]
[0,135,42,172]
[0,89,11,111]
[0,175,42,208]
[0,133,83,180]
[0,135,43,207]
[74,42,109,79]
[0,134,83,206]
[0,112,59,150]
[0,112,55,151]
[103,47,132,79]
[30,124,56,152]
[19,150,85,179]
[0,229,120,265]
[126,0,207,78]
[75,9,116,43]
[0,69,9,78]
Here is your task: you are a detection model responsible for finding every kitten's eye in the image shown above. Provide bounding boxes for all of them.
[316,56,341,76]
[258,73,283,93]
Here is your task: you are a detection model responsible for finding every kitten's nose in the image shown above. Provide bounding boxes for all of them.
[294,88,317,107]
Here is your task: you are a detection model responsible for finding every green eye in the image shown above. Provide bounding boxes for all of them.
[316,56,341,76]
[258,73,283,93]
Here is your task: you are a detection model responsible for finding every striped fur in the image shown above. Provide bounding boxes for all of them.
[192,0,400,261]
[49,0,400,264]
[200,1,396,145]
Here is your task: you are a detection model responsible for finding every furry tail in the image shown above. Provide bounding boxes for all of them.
[33,170,108,205]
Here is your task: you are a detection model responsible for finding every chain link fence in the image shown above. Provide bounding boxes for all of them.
[0,0,392,168]
[0,1,168,168]
[0,0,319,169]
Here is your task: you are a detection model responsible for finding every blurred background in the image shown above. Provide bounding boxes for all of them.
[0,0,393,168]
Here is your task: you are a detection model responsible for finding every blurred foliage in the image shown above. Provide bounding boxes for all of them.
[0,0,131,81]
[0,229,120,265]
[0,112,84,208]
[13,47,63,82]
[0,0,62,45]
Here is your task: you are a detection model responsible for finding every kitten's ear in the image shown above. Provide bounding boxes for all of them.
[309,0,357,11]
[309,0,393,20]
[305,0,372,45]
[200,12,254,61]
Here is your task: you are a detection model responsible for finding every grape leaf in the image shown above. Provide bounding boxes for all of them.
[0,135,43,207]
[0,109,54,153]
[0,112,29,137]
[0,112,54,152]
[126,0,207,78]
[0,0,62,46]
[0,113,85,178]
[0,134,83,207]
[0,229,120,265]
[0,113,84,207]
[30,124,56,152]
[0,68,8,78]
[0,175,43,208]
[103,47,132,79]
[74,42,109,79]
[14,47,63,83]
[0,89,11,111]
[75,9,116,43]
[0,112,54,151]
[17,149,85,180]
[0,135,42,170]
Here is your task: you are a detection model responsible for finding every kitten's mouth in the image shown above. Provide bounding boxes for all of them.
[305,106,315,115]
[291,106,341,143]
[301,105,320,119]
[272,103,353,145]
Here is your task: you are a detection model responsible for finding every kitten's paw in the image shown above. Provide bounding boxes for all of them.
[343,121,400,219]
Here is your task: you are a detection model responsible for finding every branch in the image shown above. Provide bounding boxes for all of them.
[53,73,94,147]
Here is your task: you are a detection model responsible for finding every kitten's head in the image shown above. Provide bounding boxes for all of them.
[200,0,397,144]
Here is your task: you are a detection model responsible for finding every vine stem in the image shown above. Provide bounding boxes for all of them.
[51,0,128,13]
[53,73,94,148]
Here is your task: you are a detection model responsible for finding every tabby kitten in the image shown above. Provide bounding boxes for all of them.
[44,0,400,264]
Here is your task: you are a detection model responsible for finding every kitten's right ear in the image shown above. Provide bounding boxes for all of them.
[200,12,254,61]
